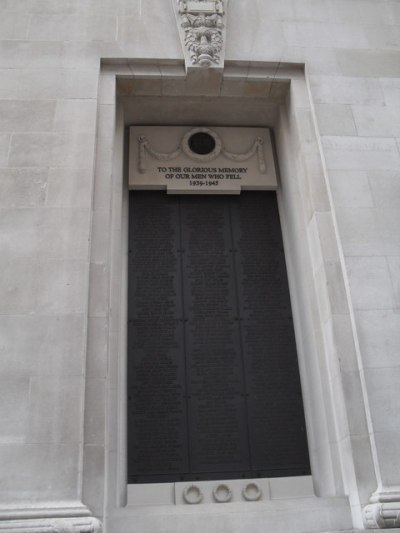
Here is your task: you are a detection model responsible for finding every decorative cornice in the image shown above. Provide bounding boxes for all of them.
[0,517,102,533]
[172,0,228,72]
[364,491,400,528]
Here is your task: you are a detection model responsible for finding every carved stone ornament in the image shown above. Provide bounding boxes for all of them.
[138,127,267,174]
[364,491,400,529]
[172,0,228,71]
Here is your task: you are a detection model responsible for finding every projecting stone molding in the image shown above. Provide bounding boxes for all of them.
[364,492,400,529]
[0,503,102,533]
[0,517,102,532]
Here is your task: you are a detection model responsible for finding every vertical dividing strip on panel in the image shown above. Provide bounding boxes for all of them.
[228,198,253,473]
[178,197,191,476]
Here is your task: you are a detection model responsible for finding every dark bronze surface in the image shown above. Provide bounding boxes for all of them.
[128,192,310,483]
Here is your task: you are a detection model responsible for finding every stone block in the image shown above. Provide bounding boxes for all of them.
[0,41,33,68]
[88,263,108,317]
[284,22,368,49]
[0,13,29,39]
[9,132,96,168]
[34,260,88,314]
[0,258,88,315]
[374,430,400,487]
[364,367,400,433]
[0,100,55,132]
[376,208,400,256]
[325,314,359,374]
[98,71,116,105]
[329,170,373,208]
[27,377,83,444]
[352,105,400,137]
[322,136,400,171]
[327,0,393,24]
[86,317,108,379]
[117,14,181,59]
[336,49,400,78]
[324,260,349,315]
[387,256,400,308]
[283,47,341,75]
[310,75,384,105]
[0,377,30,444]
[97,104,115,140]
[367,171,400,208]
[0,208,90,260]
[82,445,105,518]
[84,379,106,446]
[315,104,357,136]
[90,209,110,264]
[54,99,97,133]
[0,134,10,166]
[380,78,400,106]
[228,6,285,58]
[308,213,340,274]
[293,0,330,22]
[345,256,394,310]
[28,15,117,42]
[0,314,85,377]
[335,207,383,256]
[0,443,80,502]
[61,40,121,69]
[338,371,369,437]
[0,68,99,100]
[0,168,48,208]
[49,133,96,168]
[300,152,331,213]
[356,310,400,369]
[93,150,113,209]
[342,434,377,505]
[46,168,93,208]
[0,259,40,315]
[366,25,400,51]
[4,0,80,14]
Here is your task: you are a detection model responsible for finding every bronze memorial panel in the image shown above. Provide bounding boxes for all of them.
[128,192,310,483]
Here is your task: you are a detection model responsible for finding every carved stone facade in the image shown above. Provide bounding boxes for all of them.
[0,1,400,533]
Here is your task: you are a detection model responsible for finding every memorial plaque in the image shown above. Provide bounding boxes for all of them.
[129,126,278,194]
[128,191,310,483]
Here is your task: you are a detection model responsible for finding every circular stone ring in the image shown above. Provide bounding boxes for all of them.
[213,483,233,503]
[183,484,203,505]
[242,482,262,502]
[182,127,222,162]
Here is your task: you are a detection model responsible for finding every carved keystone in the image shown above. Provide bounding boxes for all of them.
[172,0,228,72]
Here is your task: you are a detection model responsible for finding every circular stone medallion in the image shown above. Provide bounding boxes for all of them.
[182,127,222,161]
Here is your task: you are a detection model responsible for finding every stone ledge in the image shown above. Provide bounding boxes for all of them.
[0,517,102,533]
